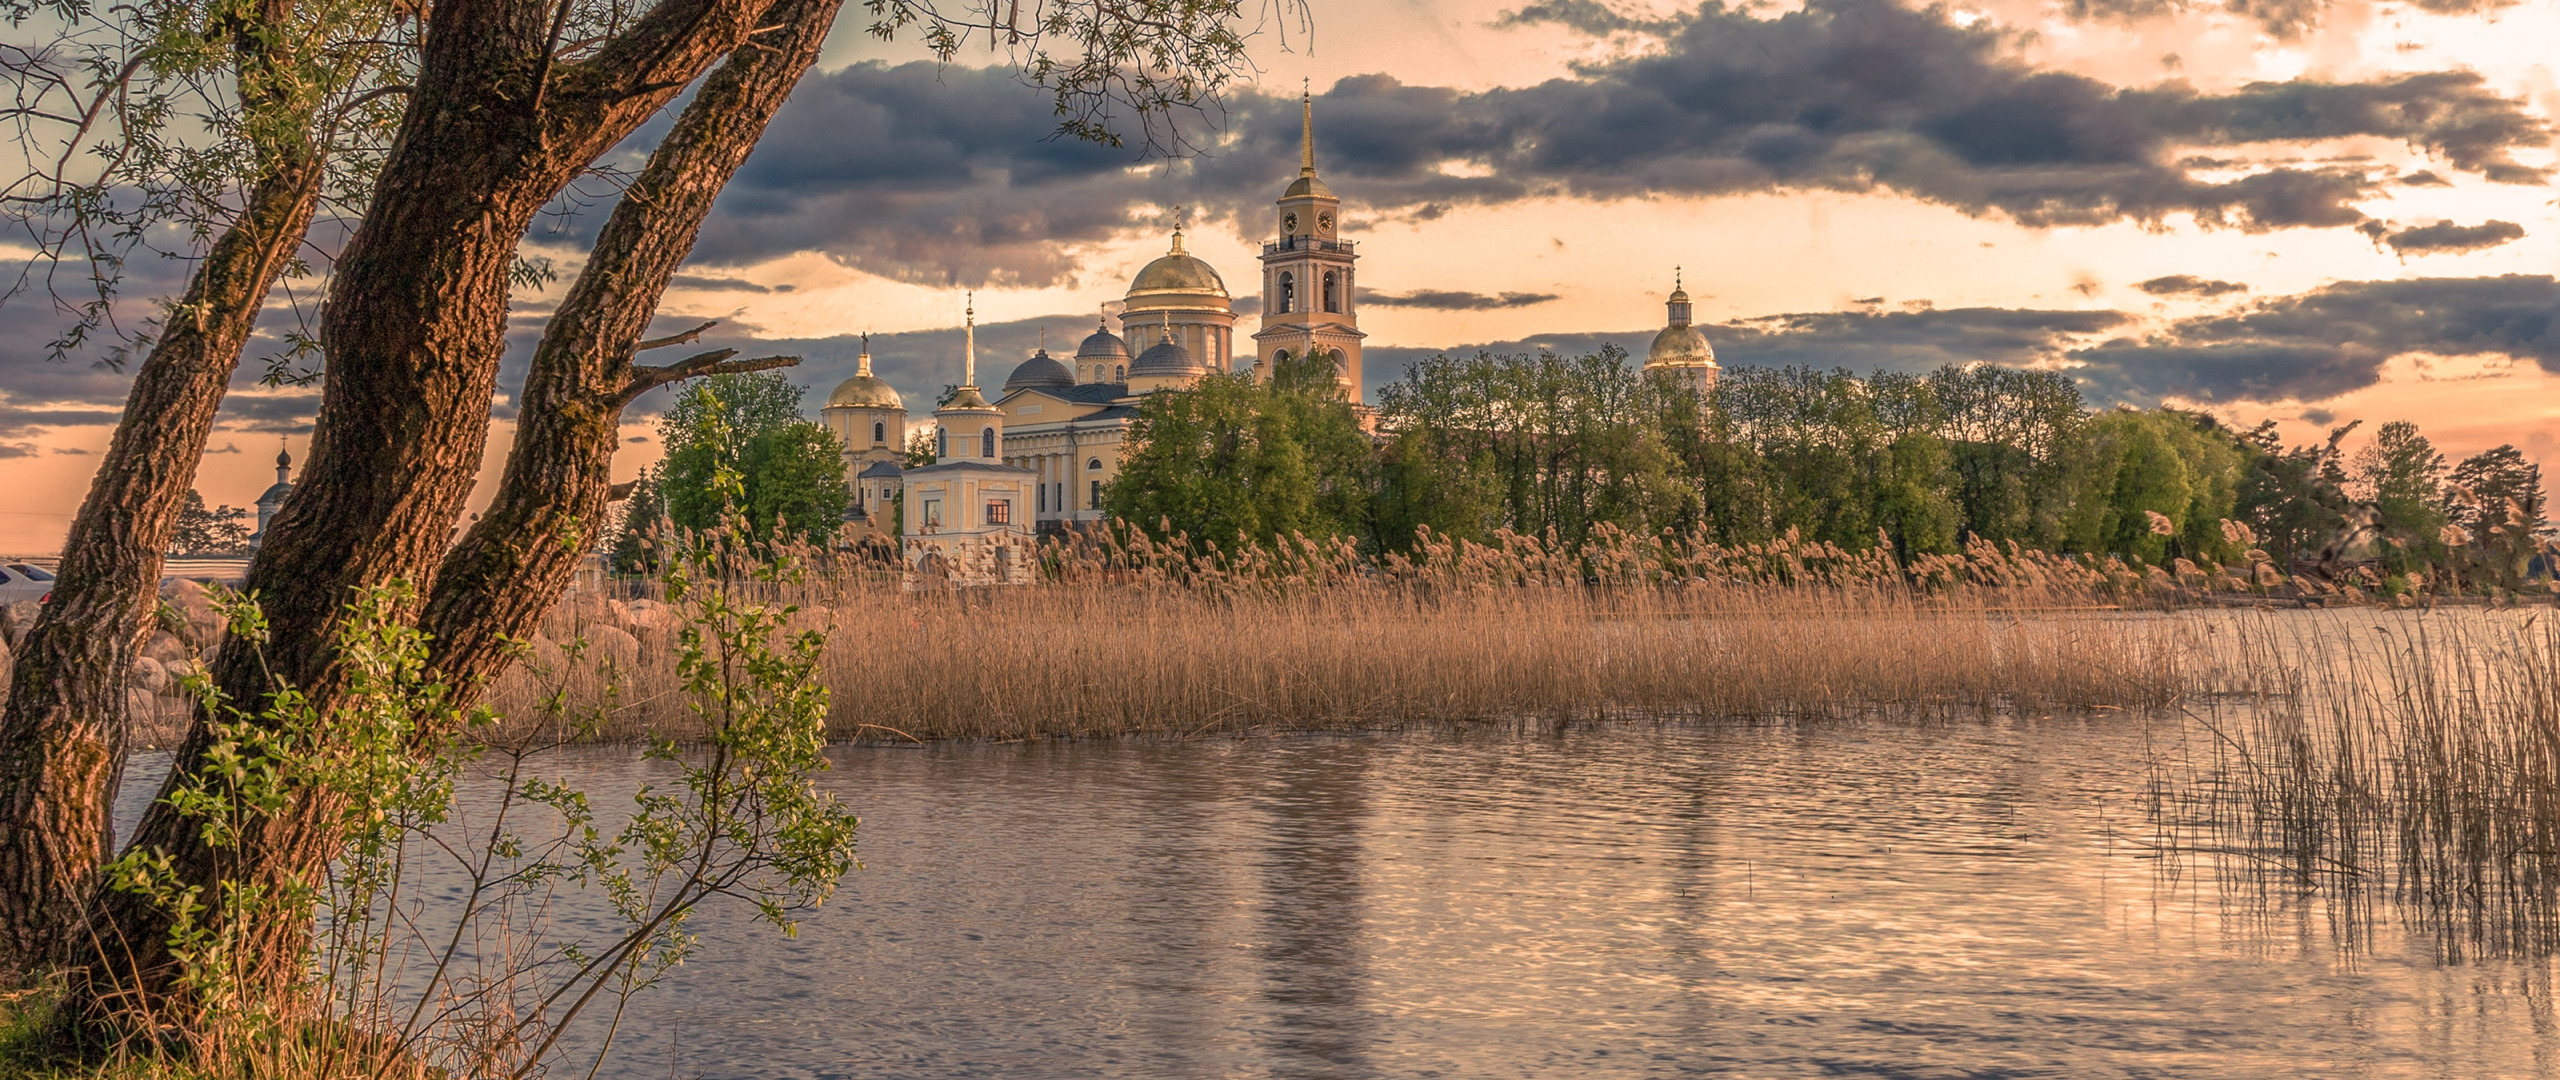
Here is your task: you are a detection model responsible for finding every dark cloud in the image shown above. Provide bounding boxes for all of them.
[2399,169,2452,187]
[2057,0,2518,41]
[1363,306,2123,401]
[1358,278,2557,410]
[1717,307,2129,371]
[2070,274,2560,402]
[1497,0,1684,34]
[1364,289,1562,310]
[2380,219,2526,256]
[667,273,788,293]
[643,0,2545,286]
[2137,274,2249,296]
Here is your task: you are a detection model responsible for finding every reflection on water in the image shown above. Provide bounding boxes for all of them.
[118,718,2560,1078]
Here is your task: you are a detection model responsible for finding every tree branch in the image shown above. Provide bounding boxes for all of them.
[634,321,718,351]
[617,349,800,405]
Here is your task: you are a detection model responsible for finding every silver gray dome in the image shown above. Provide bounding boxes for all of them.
[1005,348,1073,391]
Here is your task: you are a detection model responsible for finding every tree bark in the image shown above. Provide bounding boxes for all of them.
[425,0,840,689]
[0,144,323,981]
[56,0,780,1041]
[0,0,334,983]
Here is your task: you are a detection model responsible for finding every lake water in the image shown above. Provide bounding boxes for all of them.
[121,716,2560,1078]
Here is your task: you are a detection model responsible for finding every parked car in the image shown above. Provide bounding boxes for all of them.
[0,562,55,606]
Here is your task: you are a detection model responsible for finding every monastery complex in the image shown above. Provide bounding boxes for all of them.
[819,93,1720,583]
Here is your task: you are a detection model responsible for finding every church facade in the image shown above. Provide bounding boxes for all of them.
[835,89,1368,557]
[826,91,1716,579]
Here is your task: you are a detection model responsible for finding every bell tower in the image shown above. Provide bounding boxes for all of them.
[1252,85,1364,399]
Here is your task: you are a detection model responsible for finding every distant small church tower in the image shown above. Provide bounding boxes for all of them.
[901,296,1036,584]
[1252,86,1364,397]
[1644,268,1719,394]
[822,335,908,535]
[248,443,294,551]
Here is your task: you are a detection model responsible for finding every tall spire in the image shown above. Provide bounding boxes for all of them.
[856,332,874,377]
[962,291,977,388]
[1299,80,1316,177]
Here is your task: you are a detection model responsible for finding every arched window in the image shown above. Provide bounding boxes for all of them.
[937,427,947,458]
[872,420,885,444]
[981,427,996,459]
[1323,271,1339,313]
[1087,457,1103,471]
[1278,271,1295,314]
[1115,364,1125,381]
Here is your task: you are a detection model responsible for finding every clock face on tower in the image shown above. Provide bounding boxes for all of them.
[1283,212,1299,233]
[1317,212,1333,231]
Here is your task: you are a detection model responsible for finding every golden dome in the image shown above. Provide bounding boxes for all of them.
[1126,229,1228,300]
[1129,252,1227,298]
[826,373,902,409]
[826,341,904,409]
[1282,173,1334,200]
[1647,325,1717,368]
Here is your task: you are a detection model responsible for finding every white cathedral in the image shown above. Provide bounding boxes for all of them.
[821,92,1716,583]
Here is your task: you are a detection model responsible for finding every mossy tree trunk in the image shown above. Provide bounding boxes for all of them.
[0,157,322,980]
[424,0,841,687]
[54,0,789,1042]
[0,0,332,979]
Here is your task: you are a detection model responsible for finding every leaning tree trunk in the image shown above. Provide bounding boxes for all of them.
[425,0,840,688]
[0,152,322,979]
[55,0,775,1043]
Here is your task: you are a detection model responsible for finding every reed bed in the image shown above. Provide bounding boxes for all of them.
[2151,607,2560,960]
[491,525,2214,743]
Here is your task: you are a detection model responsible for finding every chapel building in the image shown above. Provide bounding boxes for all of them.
[818,336,908,538]
[897,298,1038,583]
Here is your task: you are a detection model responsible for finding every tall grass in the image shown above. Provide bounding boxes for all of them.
[2150,608,2560,961]
[497,524,2218,743]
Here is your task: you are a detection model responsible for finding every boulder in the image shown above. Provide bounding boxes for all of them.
[125,687,159,725]
[161,659,201,690]
[632,625,676,661]
[160,578,222,646]
[621,599,680,632]
[585,624,641,670]
[143,630,192,664]
[554,592,614,636]
[130,656,170,696]
[526,634,569,676]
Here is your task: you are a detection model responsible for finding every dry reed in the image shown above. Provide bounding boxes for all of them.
[2152,607,2560,960]
[493,524,2214,743]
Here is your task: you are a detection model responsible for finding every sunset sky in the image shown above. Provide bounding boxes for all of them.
[3,0,2556,553]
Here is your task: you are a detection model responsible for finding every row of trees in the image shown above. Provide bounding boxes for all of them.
[1109,347,2551,586]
